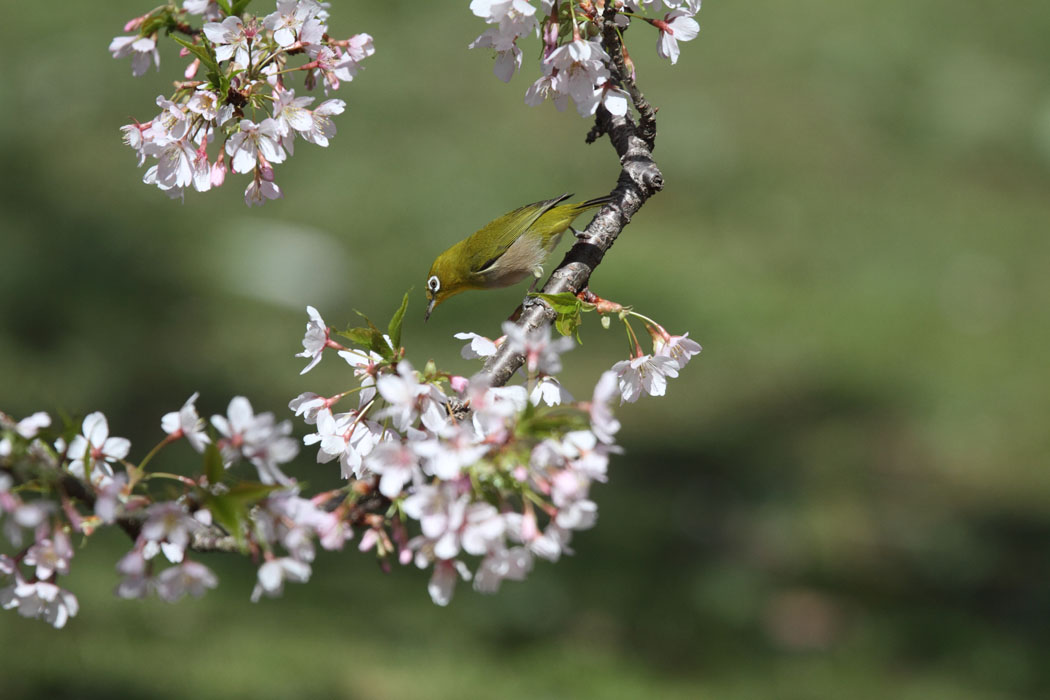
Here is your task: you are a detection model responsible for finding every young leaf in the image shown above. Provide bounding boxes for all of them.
[530,292,594,315]
[387,291,411,350]
[203,443,225,486]
[226,481,282,503]
[205,493,247,549]
[530,292,589,340]
[231,0,254,17]
[171,36,220,76]
[338,326,380,348]
[556,311,583,341]
[216,0,234,15]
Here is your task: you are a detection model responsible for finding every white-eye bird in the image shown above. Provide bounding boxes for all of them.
[424,193,612,320]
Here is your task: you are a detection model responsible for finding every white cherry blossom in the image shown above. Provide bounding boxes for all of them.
[67,412,130,482]
[611,353,680,403]
[654,332,702,369]
[226,119,286,174]
[263,0,321,48]
[655,9,701,65]
[161,392,210,453]
[251,557,311,602]
[203,16,252,66]
[155,560,219,602]
[109,35,160,77]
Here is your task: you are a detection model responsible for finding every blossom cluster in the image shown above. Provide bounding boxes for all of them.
[469,0,701,116]
[0,293,699,624]
[110,1,374,206]
[287,298,699,604]
[289,307,624,604]
[0,394,304,626]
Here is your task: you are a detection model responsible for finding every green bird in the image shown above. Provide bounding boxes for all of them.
[424,193,612,320]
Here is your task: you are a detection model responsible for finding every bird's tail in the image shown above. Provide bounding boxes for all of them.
[575,194,615,211]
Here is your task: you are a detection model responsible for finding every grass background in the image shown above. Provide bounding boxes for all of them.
[2,1,1049,698]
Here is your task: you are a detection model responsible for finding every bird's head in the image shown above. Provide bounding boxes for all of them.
[424,251,472,321]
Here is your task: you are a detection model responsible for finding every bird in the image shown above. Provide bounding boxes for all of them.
[424,193,612,321]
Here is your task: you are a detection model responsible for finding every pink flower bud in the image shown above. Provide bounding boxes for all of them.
[449,375,469,394]
[521,510,539,540]
[210,151,227,187]
[184,57,200,79]
[258,157,275,182]
[124,15,146,32]
[358,528,378,552]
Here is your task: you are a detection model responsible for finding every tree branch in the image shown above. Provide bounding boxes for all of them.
[479,20,664,387]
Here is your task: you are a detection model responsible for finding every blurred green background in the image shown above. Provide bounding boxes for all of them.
[3,1,1050,698]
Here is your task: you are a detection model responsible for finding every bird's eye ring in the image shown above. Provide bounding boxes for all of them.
[428,275,440,293]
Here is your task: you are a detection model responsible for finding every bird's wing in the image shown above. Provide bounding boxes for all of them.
[468,194,573,273]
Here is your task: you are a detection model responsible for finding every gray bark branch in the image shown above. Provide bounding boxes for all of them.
[478,28,664,387]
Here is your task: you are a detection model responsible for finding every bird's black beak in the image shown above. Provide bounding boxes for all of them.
[424,298,436,322]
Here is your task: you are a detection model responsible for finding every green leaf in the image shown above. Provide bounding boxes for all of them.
[205,494,246,549]
[529,292,590,341]
[355,310,395,359]
[226,481,282,503]
[230,0,254,16]
[141,15,169,37]
[556,311,583,341]
[203,443,225,486]
[171,36,220,76]
[338,326,379,348]
[204,481,280,550]
[531,292,594,315]
[216,0,233,15]
[387,291,411,350]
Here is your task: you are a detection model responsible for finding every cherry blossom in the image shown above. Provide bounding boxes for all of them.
[184,0,221,18]
[376,362,448,433]
[474,546,533,593]
[288,392,327,425]
[654,9,701,65]
[263,0,321,48]
[530,375,571,407]
[141,503,201,563]
[272,90,316,141]
[108,35,160,77]
[654,332,702,369]
[454,331,499,359]
[427,558,472,606]
[411,426,489,481]
[115,549,152,599]
[300,99,346,147]
[366,441,422,498]
[296,305,333,374]
[588,370,622,444]
[0,576,79,629]
[501,321,574,375]
[12,412,51,439]
[203,16,252,67]
[211,397,299,485]
[24,532,73,580]
[611,353,680,403]
[227,119,286,175]
[67,412,131,482]
[161,392,210,453]
[245,176,283,206]
[250,557,311,602]
[155,560,219,602]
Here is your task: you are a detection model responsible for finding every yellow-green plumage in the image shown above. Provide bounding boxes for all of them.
[425,193,611,320]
